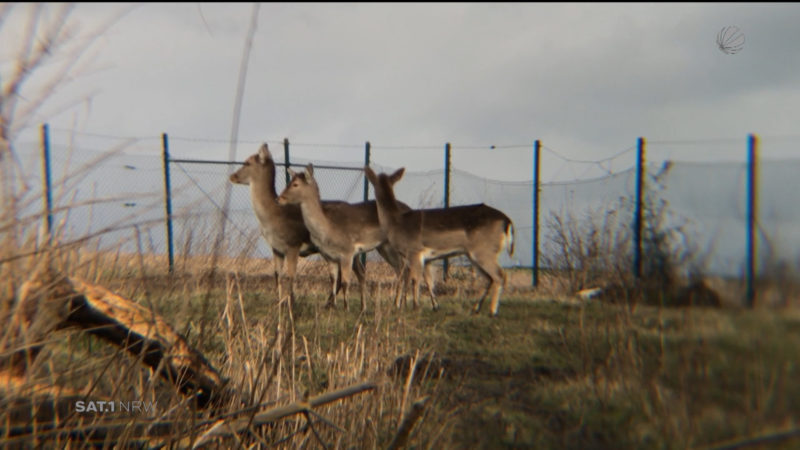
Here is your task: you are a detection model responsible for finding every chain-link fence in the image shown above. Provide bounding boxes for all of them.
[17,126,800,295]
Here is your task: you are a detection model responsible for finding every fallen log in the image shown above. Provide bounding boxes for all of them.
[187,381,378,448]
[1,264,378,447]
[1,264,232,409]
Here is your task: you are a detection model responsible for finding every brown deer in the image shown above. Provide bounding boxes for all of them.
[364,166,515,316]
[277,164,412,312]
[230,144,404,306]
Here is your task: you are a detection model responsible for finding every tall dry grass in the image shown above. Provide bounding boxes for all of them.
[0,6,450,447]
[3,5,799,449]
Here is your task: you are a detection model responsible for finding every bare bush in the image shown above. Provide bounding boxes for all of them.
[541,205,630,293]
[542,164,708,306]
[756,236,800,308]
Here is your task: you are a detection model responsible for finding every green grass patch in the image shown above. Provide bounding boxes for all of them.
[41,279,800,448]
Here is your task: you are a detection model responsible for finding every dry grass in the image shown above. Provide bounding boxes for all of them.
[2,6,799,447]
[3,176,798,447]
[5,245,799,448]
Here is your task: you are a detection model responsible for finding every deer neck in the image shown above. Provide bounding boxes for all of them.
[249,166,281,217]
[373,183,403,228]
[296,188,333,239]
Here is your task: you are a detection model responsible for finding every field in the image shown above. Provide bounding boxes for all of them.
[3,250,799,449]
[4,6,800,448]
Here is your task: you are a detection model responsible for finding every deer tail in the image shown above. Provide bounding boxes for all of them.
[505,221,515,257]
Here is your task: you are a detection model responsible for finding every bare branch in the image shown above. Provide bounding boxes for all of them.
[388,396,430,450]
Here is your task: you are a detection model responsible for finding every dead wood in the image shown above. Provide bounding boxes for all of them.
[388,396,430,450]
[0,264,377,447]
[1,263,231,409]
[0,381,377,448]
[187,381,377,448]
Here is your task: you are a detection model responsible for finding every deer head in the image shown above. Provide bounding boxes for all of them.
[278,164,318,206]
[364,166,406,212]
[229,143,274,185]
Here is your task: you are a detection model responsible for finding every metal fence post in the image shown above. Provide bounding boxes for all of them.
[284,138,291,187]
[532,140,541,287]
[746,133,759,308]
[362,141,371,266]
[40,123,53,242]
[162,133,175,274]
[363,141,371,201]
[443,142,451,281]
[633,137,645,279]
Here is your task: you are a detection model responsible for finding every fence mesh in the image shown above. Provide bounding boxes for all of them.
[23,137,167,256]
[12,129,800,279]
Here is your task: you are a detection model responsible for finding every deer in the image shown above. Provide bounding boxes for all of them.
[229,144,405,307]
[364,166,515,317]
[277,164,414,312]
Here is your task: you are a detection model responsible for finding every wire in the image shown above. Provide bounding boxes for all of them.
[290,142,364,149]
[368,144,444,150]
[647,137,747,145]
[173,162,252,237]
[542,145,635,164]
[48,127,158,142]
[167,135,268,145]
[36,127,800,168]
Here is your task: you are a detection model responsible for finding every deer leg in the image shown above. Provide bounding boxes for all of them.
[393,263,406,309]
[394,263,411,310]
[285,247,300,307]
[272,250,285,303]
[422,261,439,311]
[409,255,426,310]
[339,257,353,311]
[352,255,367,312]
[488,267,507,317]
[410,278,420,310]
[469,253,505,316]
[325,259,338,309]
[377,243,407,308]
[401,264,411,308]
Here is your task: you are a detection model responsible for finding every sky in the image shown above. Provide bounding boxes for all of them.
[3,2,800,182]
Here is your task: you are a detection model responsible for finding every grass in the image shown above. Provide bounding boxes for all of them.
[8,253,796,448]
[3,6,798,447]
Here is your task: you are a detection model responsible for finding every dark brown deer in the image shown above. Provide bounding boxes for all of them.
[364,166,515,316]
[230,144,405,306]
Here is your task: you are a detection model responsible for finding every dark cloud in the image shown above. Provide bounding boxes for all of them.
[8,3,800,181]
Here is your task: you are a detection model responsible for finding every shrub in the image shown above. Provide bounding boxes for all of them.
[542,163,708,306]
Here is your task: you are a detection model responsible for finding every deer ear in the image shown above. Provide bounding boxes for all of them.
[364,166,377,183]
[287,167,297,179]
[305,163,314,179]
[389,167,405,184]
[258,143,271,164]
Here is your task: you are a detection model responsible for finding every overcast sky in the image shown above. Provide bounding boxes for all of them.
[4,2,800,181]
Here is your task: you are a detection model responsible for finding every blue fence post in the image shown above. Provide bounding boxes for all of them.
[532,140,541,287]
[162,133,175,274]
[363,141,371,201]
[40,123,53,242]
[284,138,291,187]
[362,141,371,266]
[443,142,451,281]
[746,133,759,308]
[633,137,646,279]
